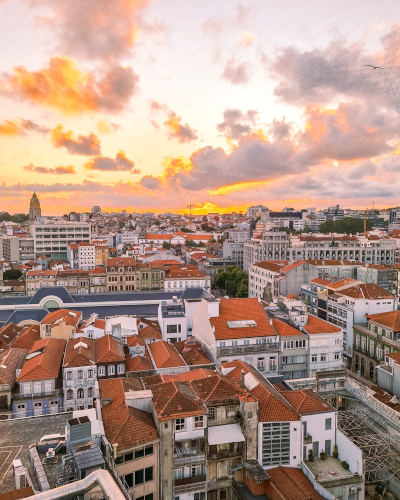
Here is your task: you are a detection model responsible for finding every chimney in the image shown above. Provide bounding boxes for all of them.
[240,369,245,389]
[112,443,118,459]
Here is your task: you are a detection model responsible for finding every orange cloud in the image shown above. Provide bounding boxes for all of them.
[0,118,50,136]
[23,164,76,174]
[96,119,121,134]
[51,124,101,155]
[207,180,272,195]
[0,57,139,114]
[239,32,257,47]
[164,114,198,143]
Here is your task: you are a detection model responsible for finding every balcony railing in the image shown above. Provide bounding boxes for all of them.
[217,343,280,356]
[303,434,312,445]
[174,445,205,465]
[13,390,60,400]
[174,475,206,494]
[208,445,243,461]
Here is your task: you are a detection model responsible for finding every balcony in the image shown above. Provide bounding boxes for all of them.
[208,444,243,461]
[174,445,205,466]
[303,434,312,445]
[269,365,277,371]
[13,390,59,400]
[217,343,279,357]
[174,475,206,495]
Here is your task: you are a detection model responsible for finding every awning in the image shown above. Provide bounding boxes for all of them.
[208,423,245,445]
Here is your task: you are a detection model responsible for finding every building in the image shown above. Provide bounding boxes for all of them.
[98,378,159,500]
[13,338,66,418]
[246,205,269,218]
[356,264,398,294]
[0,347,29,410]
[136,263,165,291]
[158,297,188,342]
[30,220,92,262]
[273,319,308,380]
[40,309,82,340]
[96,334,126,379]
[91,206,101,214]
[76,242,96,270]
[26,270,57,295]
[56,269,90,295]
[164,263,211,293]
[63,337,97,411]
[353,310,400,383]
[244,232,397,273]
[193,298,281,372]
[248,260,319,301]
[89,266,107,294]
[222,239,245,269]
[106,257,137,292]
[28,191,41,222]
[93,240,108,266]
[0,236,34,263]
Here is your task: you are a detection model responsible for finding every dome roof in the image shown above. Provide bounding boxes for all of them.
[30,191,40,207]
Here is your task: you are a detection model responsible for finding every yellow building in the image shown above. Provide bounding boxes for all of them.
[40,309,82,340]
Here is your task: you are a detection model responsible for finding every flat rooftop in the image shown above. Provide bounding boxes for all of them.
[305,457,359,485]
[0,413,72,494]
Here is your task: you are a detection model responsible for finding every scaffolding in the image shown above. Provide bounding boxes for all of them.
[338,408,400,484]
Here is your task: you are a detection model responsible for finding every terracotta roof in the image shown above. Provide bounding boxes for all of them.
[385,351,400,363]
[63,337,96,367]
[267,466,325,500]
[165,265,208,279]
[281,261,305,272]
[302,315,342,335]
[0,323,24,349]
[151,381,206,420]
[309,277,334,286]
[366,311,400,331]
[137,324,162,341]
[94,319,106,329]
[27,270,57,277]
[148,341,186,369]
[96,334,125,363]
[190,252,218,260]
[338,283,394,300]
[253,261,287,273]
[223,361,299,422]
[210,298,276,340]
[11,325,40,350]
[90,266,106,274]
[142,368,216,387]
[305,259,362,266]
[0,348,29,385]
[173,339,213,366]
[107,257,136,267]
[124,337,153,372]
[280,389,335,414]
[272,319,303,337]
[99,378,158,452]
[191,374,245,404]
[17,338,66,381]
[41,309,81,327]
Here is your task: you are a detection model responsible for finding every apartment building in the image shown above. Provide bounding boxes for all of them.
[244,232,397,273]
[56,269,90,295]
[30,220,91,262]
[26,270,57,294]
[89,266,107,294]
[0,235,35,263]
[356,264,398,294]
[193,298,280,374]
[246,205,269,217]
[273,319,308,380]
[0,347,29,410]
[158,298,188,342]
[93,239,108,266]
[164,264,211,293]
[107,257,138,292]
[222,239,244,269]
[248,260,319,301]
[13,338,66,418]
[63,337,97,411]
[353,310,400,383]
[137,263,165,291]
[96,334,126,379]
[40,309,82,340]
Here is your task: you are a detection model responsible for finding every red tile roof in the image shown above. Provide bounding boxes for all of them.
[0,323,24,350]
[338,283,394,300]
[272,319,303,337]
[0,348,29,385]
[142,368,216,387]
[327,278,358,289]
[253,261,288,273]
[17,338,66,381]
[366,310,400,331]
[191,374,246,404]
[151,381,206,420]
[124,337,153,372]
[267,466,325,500]
[309,277,334,286]
[98,378,158,452]
[63,337,96,367]
[302,315,342,335]
[107,257,136,267]
[41,309,81,328]
[210,298,276,340]
[90,266,106,274]
[173,339,213,366]
[148,341,186,369]
[27,270,57,277]
[280,389,335,414]
[11,325,40,350]
[96,334,125,363]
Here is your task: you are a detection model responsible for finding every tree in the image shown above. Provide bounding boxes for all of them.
[201,223,215,232]
[3,270,22,280]
[185,239,195,247]
[180,227,194,233]
[269,226,312,235]
[154,220,160,225]
[162,242,172,249]
[197,241,205,247]
[214,266,248,298]
[318,217,373,234]
[236,281,248,298]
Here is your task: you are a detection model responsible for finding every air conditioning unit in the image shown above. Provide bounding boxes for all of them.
[349,487,357,494]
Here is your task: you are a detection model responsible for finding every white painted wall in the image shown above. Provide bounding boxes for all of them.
[301,411,336,459]
[337,428,363,475]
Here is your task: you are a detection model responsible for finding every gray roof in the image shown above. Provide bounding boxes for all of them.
[72,446,105,471]
[28,287,73,304]
[2,309,49,326]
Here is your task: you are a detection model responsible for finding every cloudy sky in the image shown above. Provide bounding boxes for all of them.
[2,0,400,215]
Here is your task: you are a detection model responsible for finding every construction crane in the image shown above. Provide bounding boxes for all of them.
[187,204,195,228]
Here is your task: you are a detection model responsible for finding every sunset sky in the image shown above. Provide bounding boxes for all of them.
[2,0,400,215]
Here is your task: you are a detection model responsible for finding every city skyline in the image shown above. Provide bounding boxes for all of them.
[2,0,400,215]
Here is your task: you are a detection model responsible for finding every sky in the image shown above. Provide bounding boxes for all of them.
[2,0,400,215]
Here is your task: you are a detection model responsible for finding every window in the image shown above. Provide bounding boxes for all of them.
[88,329,94,338]
[226,405,236,417]
[66,371,73,380]
[325,418,332,430]
[124,452,133,463]
[145,444,154,456]
[135,448,145,459]
[194,493,205,500]
[334,353,340,360]
[98,366,105,376]
[257,358,265,372]
[66,389,73,400]
[194,416,204,428]
[145,467,153,482]
[77,370,83,380]
[320,355,326,362]
[243,340,249,345]
[175,418,186,431]
[88,387,94,398]
[117,364,125,374]
[88,369,94,378]
[208,407,215,420]
[167,324,178,334]
[311,355,317,362]
[262,422,290,466]
[335,339,340,345]
[108,365,115,375]
[45,325,51,336]
[135,469,144,485]
[77,388,84,399]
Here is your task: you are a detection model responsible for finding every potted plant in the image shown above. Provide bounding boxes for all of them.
[308,450,314,462]
[341,460,349,469]
[333,445,338,458]
[320,450,326,460]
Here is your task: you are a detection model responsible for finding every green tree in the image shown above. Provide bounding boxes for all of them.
[162,242,172,249]
[3,270,22,280]
[185,239,195,247]
[236,281,248,298]
[11,213,29,223]
[197,241,205,247]
[201,223,215,232]
[318,217,373,234]
[154,220,160,225]
[180,227,193,233]
[214,266,248,297]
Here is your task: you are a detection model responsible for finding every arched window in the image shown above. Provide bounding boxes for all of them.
[66,371,73,380]
[88,387,94,398]
[88,369,94,378]
[77,388,84,399]
[66,389,73,400]
[77,370,83,380]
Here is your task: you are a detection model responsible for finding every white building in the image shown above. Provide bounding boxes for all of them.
[158,297,188,343]
[164,264,211,293]
[31,220,91,262]
[77,242,96,270]
[104,316,138,344]
[246,205,269,218]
